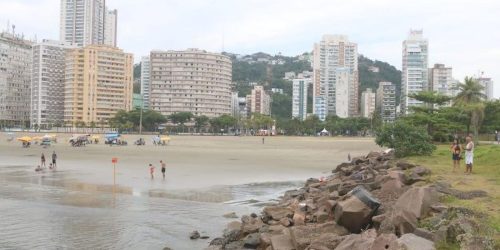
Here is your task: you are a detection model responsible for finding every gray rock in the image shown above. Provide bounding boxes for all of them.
[335,229,377,250]
[390,233,435,250]
[270,234,296,250]
[412,166,431,176]
[396,161,416,170]
[413,228,435,242]
[392,209,418,235]
[223,221,242,243]
[370,233,397,250]
[263,206,294,221]
[190,230,200,240]
[289,222,349,249]
[243,233,261,249]
[394,186,439,219]
[209,237,225,246]
[334,186,380,233]
[306,233,345,250]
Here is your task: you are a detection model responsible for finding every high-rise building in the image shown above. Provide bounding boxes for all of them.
[313,35,359,120]
[140,56,151,109]
[401,30,428,114]
[149,49,232,118]
[60,0,106,46]
[31,40,77,128]
[292,78,310,121]
[231,91,239,118]
[246,85,270,115]
[376,82,396,123]
[361,88,376,118]
[0,32,33,127]
[477,77,494,100]
[104,8,117,47]
[429,64,456,106]
[64,45,133,126]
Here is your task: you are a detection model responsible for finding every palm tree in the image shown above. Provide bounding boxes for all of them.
[453,77,486,140]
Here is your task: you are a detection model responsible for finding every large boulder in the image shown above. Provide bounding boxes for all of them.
[223,221,242,243]
[334,186,381,233]
[243,233,261,249]
[390,233,435,250]
[288,222,349,250]
[370,233,398,250]
[396,161,416,170]
[392,209,418,235]
[263,206,294,221]
[335,229,377,250]
[394,186,438,219]
[270,234,296,250]
[305,233,345,250]
[242,215,265,234]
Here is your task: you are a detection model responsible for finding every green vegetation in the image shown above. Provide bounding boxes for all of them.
[109,109,166,132]
[406,145,500,246]
[376,120,436,157]
[277,115,371,136]
[358,55,402,104]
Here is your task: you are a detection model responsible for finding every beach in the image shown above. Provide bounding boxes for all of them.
[0,134,380,249]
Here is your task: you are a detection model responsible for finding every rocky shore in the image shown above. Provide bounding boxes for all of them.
[202,150,495,250]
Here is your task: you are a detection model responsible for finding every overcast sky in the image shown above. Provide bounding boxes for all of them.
[0,0,499,97]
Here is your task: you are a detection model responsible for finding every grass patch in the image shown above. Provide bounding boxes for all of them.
[405,144,500,246]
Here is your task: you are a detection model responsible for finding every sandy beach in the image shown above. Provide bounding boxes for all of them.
[0,133,381,249]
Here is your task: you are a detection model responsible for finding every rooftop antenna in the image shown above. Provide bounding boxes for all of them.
[12,24,15,36]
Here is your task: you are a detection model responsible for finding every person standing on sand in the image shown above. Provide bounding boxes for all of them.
[52,151,57,168]
[149,164,155,179]
[464,136,474,174]
[160,160,166,180]
[262,137,265,144]
[450,139,462,172]
[41,153,46,168]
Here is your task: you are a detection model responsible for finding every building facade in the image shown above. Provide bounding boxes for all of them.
[140,55,150,109]
[477,77,494,100]
[60,0,106,46]
[361,88,376,118]
[313,35,359,120]
[376,82,397,123]
[64,45,133,126]
[429,63,455,96]
[149,49,232,118]
[231,91,239,118]
[292,78,310,121]
[401,30,428,114]
[104,8,117,47]
[0,32,33,127]
[31,40,77,128]
[246,85,270,115]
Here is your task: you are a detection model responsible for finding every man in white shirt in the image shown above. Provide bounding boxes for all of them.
[465,136,474,174]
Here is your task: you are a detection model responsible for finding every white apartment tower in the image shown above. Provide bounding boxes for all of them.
[140,56,151,109]
[313,35,359,120]
[149,49,232,118]
[60,0,117,47]
[31,40,77,128]
[477,77,494,100]
[401,30,428,114]
[104,8,117,47]
[292,78,310,121]
[429,64,456,106]
[361,88,376,118]
[377,82,397,123]
[0,32,33,127]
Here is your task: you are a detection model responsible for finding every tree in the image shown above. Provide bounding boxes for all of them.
[194,115,209,132]
[481,100,500,133]
[168,112,193,126]
[407,91,452,136]
[375,121,436,158]
[453,77,486,139]
[109,109,166,132]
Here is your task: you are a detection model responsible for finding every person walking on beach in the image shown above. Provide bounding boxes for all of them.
[262,137,265,144]
[160,160,166,180]
[41,153,46,168]
[464,136,474,174]
[52,151,57,168]
[149,164,155,179]
[450,139,462,172]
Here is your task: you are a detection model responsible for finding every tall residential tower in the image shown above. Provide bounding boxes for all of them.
[401,30,428,114]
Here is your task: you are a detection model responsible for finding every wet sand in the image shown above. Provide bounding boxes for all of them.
[0,133,380,249]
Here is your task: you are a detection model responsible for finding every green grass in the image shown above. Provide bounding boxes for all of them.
[406,145,500,246]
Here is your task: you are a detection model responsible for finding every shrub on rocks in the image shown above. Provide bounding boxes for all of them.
[375,121,436,158]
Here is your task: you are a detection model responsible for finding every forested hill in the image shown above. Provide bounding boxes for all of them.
[358,55,401,104]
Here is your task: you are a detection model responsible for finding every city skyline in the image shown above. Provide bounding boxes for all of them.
[0,0,498,98]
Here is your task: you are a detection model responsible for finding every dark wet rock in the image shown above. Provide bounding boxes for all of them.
[250,213,258,218]
[396,161,416,170]
[209,237,225,246]
[243,233,261,249]
[190,230,200,239]
[334,186,380,233]
[224,240,244,250]
[263,206,293,221]
[289,222,349,250]
[284,189,306,200]
[305,178,320,187]
[223,221,242,243]
[162,247,173,250]
[223,212,238,219]
[390,233,435,250]
[394,186,438,219]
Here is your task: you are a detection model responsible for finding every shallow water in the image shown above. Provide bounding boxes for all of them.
[0,164,302,250]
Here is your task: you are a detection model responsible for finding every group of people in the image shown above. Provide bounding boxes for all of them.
[148,160,167,180]
[35,151,58,172]
[450,135,475,174]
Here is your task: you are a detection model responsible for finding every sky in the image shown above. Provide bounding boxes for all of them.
[0,0,499,97]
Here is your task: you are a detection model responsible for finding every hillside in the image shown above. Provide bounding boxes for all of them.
[358,55,401,104]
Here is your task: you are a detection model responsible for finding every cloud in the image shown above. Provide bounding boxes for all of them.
[1,0,499,97]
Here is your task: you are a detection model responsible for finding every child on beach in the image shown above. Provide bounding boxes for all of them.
[35,165,42,172]
[149,164,155,179]
[41,153,46,167]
